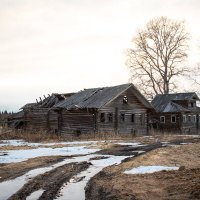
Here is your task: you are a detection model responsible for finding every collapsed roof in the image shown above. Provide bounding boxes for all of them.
[54,83,152,110]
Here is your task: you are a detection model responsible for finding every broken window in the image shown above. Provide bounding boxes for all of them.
[108,113,113,122]
[131,114,135,123]
[120,113,125,122]
[100,113,105,122]
[160,116,165,123]
[171,115,176,123]
[123,95,128,104]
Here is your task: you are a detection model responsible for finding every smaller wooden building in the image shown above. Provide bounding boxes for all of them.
[150,93,200,134]
[53,83,153,135]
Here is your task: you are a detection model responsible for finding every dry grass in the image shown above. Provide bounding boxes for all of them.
[0,127,199,143]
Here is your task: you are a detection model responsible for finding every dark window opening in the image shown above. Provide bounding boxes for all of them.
[123,95,128,104]
[108,113,113,122]
[100,113,105,122]
[171,115,176,123]
[160,116,165,123]
[183,115,186,123]
[191,102,195,107]
[131,114,135,123]
[120,113,125,122]
[188,115,191,122]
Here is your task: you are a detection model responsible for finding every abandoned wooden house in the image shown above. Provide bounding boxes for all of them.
[150,92,200,134]
[52,83,152,135]
[21,93,74,131]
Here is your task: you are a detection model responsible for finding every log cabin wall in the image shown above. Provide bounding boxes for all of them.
[24,108,49,131]
[97,87,148,135]
[150,112,198,134]
[60,110,95,135]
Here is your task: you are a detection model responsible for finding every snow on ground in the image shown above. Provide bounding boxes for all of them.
[124,166,179,174]
[0,154,128,200]
[0,139,100,147]
[116,142,144,146]
[0,146,100,163]
[26,189,45,200]
[56,155,128,200]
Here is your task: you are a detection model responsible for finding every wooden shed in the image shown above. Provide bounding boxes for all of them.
[53,83,152,135]
[150,93,200,134]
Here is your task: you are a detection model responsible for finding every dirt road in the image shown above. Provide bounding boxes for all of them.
[8,161,90,200]
[0,136,199,200]
[86,141,200,200]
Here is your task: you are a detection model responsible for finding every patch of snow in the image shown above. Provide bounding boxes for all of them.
[0,146,100,163]
[132,151,145,154]
[124,165,179,174]
[26,189,45,200]
[116,142,144,147]
[0,140,27,147]
[180,143,191,145]
[176,135,200,138]
[161,142,170,144]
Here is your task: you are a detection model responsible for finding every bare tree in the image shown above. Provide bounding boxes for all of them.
[126,17,189,99]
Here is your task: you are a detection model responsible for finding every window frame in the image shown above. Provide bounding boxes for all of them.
[171,115,176,123]
[131,114,135,123]
[100,113,105,123]
[120,113,125,122]
[107,113,113,123]
[160,116,165,123]
[182,115,187,123]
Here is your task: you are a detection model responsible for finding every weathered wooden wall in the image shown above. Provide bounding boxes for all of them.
[150,112,198,134]
[24,108,49,131]
[59,110,95,135]
[97,87,148,135]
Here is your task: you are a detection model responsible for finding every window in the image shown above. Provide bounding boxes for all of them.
[188,115,191,122]
[160,116,165,123]
[171,115,176,123]
[120,113,125,122]
[123,95,128,104]
[100,113,105,122]
[108,113,113,122]
[183,115,187,123]
[191,102,195,107]
[193,115,196,123]
[131,114,135,123]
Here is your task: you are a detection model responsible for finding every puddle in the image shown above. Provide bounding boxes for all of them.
[26,189,45,200]
[56,155,128,200]
[124,165,179,174]
[117,142,141,146]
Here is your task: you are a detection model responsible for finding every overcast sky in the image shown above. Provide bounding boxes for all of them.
[0,0,200,111]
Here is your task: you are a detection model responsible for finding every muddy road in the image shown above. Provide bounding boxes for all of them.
[8,162,90,200]
[86,140,200,200]
[0,136,199,200]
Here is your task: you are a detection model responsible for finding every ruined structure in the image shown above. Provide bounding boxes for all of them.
[53,83,152,135]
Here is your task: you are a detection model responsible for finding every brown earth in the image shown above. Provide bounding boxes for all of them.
[0,145,35,150]
[0,156,72,182]
[86,142,200,200]
[8,161,90,200]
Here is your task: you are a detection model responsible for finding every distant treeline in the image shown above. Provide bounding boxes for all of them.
[0,111,14,125]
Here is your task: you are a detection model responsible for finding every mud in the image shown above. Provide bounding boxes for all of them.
[8,161,90,200]
[0,156,72,182]
[86,140,200,200]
